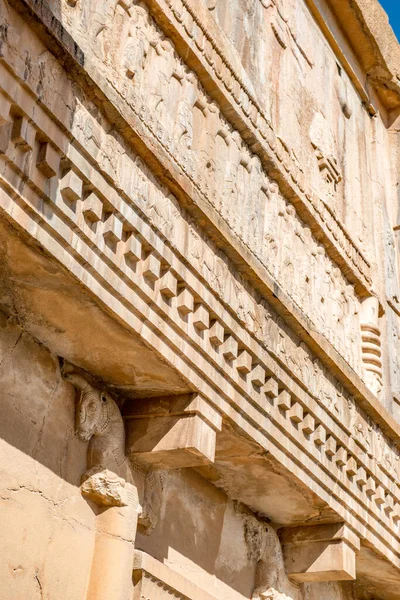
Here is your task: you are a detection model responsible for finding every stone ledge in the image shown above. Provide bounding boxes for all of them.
[0,65,399,565]
[124,393,222,469]
[133,550,218,600]
[281,523,360,583]
[5,0,399,454]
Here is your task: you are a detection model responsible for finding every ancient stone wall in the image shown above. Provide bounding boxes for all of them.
[1,0,400,598]
[0,314,96,599]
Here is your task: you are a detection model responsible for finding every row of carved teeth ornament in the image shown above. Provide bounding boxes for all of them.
[0,86,399,539]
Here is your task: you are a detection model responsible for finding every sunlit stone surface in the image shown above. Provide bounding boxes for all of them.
[1,0,400,598]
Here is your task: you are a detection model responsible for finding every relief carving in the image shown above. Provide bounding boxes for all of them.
[101,0,364,374]
[61,363,162,524]
[62,365,135,506]
[63,48,400,498]
[243,516,297,600]
[310,111,342,205]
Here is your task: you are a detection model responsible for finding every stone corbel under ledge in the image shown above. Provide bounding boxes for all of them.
[280,523,360,582]
[123,393,222,469]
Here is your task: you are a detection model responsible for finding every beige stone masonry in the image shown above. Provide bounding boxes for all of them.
[8,0,386,415]
[0,56,399,568]
[133,550,218,600]
[142,0,372,293]
[281,524,360,583]
[1,0,400,580]
[124,393,222,469]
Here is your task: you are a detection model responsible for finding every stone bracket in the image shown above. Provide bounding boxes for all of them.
[124,393,222,469]
[280,523,360,582]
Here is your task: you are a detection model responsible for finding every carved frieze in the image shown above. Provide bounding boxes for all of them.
[64,0,371,289]
[75,0,363,375]
[0,20,400,569]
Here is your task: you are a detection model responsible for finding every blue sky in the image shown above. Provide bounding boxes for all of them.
[379,0,400,41]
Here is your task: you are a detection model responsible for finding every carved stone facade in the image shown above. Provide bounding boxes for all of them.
[1,0,400,599]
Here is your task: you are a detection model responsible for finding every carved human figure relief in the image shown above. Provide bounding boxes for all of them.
[122,1,152,82]
[145,35,175,120]
[263,181,279,268]
[174,69,197,153]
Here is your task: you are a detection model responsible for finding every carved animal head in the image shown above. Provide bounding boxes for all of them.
[63,371,109,442]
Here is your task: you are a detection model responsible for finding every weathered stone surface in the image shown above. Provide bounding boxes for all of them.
[1,0,400,598]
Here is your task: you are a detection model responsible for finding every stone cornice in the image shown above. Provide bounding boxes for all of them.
[1,56,400,569]
[318,0,400,116]
[144,0,373,295]
[7,0,395,439]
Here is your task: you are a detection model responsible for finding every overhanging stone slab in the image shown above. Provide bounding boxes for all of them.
[281,523,360,583]
[124,393,222,469]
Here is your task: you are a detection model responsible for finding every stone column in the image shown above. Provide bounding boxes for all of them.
[85,481,139,600]
[62,366,141,600]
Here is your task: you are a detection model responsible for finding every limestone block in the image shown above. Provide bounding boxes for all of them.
[133,551,217,600]
[285,540,356,582]
[208,320,224,346]
[36,142,60,177]
[0,94,11,124]
[288,402,303,423]
[356,467,367,487]
[277,389,291,411]
[374,486,386,506]
[176,288,194,315]
[125,393,221,469]
[335,447,347,467]
[82,192,103,223]
[123,232,142,263]
[251,364,266,387]
[264,377,279,400]
[366,477,376,497]
[236,349,252,374]
[102,213,123,244]
[281,523,359,582]
[392,504,400,523]
[302,414,315,435]
[159,270,178,298]
[11,116,35,152]
[313,424,326,446]
[142,253,162,281]
[384,494,394,515]
[127,413,216,469]
[0,121,11,155]
[221,335,238,361]
[325,436,337,457]
[60,170,83,203]
[193,303,210,330]
[346,457,357,477]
